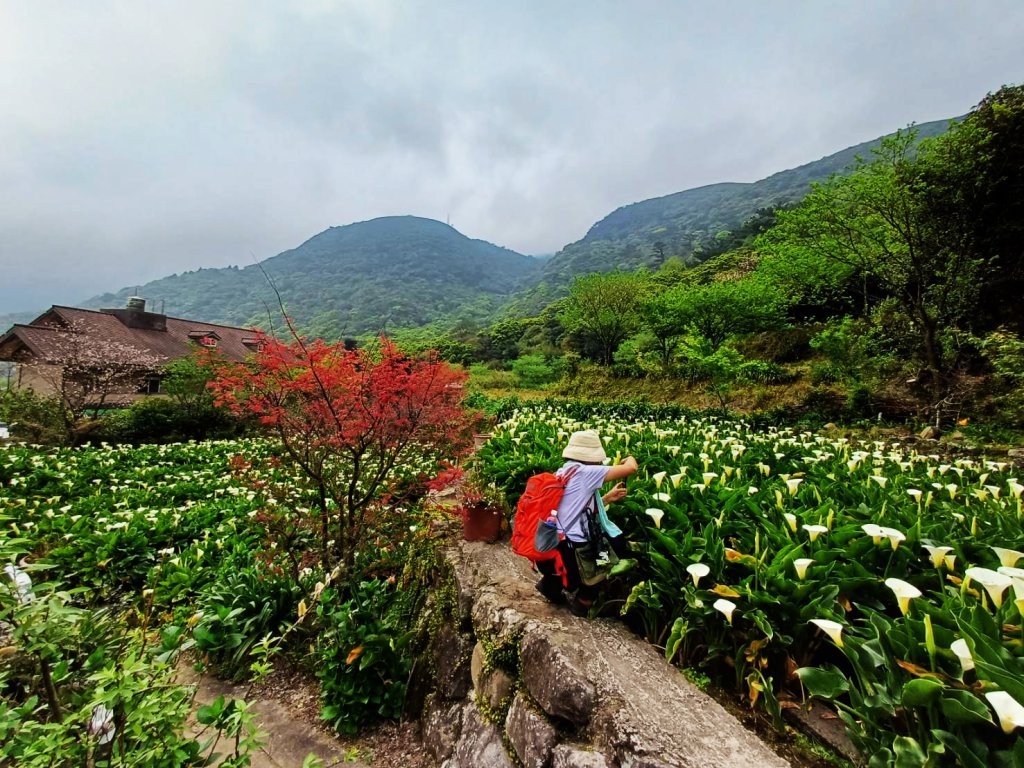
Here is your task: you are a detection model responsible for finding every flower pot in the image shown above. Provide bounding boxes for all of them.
[472,433,493,451]
[461,503,502,542]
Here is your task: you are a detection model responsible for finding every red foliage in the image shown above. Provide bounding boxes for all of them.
[208,334,471,454]
[205,333,474,572]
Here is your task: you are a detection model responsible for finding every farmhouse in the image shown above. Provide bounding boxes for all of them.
[0,299,260,404]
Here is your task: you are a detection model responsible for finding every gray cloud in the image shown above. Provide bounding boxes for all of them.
[1,0,1022,313]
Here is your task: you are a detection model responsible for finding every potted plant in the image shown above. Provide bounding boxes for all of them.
[459,476,507,543]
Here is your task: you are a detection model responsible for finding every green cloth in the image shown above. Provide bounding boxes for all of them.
[594,492,623,538]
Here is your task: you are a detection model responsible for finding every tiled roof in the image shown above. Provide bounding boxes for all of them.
[0,305,260,365]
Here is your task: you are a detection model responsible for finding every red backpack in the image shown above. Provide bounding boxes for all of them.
[511,466,578,562]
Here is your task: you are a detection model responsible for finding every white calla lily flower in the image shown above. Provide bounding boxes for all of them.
[950,638,974,672]
[644,508,665,529]
[713,598,736,625]
[987,691,1024,734]
[965,567,1013,608]
[878,526,906,550]
[783,513,798,533]
[686,562,710,587]
[652,471,667,489]
[922,544,954,569]
[793,558,814,580]
[810,618,844,647]
[785,478,803,495]
[862,523,885,545]
[992,547,1024,568]
[884,578,922,615]
[802,524,828,542]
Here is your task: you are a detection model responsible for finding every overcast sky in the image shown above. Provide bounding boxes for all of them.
[1,1,1021,314]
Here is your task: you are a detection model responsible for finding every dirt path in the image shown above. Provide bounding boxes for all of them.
[178,662,431,768]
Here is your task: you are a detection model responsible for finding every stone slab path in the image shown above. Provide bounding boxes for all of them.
[449,540,791,768]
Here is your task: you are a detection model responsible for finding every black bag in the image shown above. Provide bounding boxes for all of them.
[573,508,620,586]
[534,518,561,553]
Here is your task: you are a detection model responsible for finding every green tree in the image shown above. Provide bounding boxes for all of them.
[655,279,788,353]
[162,354,218,420]
[958,85,1024,332]
[758,128,985,391]
[559,271,647,365]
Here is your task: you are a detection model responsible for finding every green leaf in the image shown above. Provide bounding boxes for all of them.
[939,690,993,726]
[893,736,927,768]
[901,678,944,708]
[796,666,850,699]
[931,730,988,768]
[196,695,225,725]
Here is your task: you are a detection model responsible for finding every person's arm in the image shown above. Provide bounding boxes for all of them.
[604,456,637,483]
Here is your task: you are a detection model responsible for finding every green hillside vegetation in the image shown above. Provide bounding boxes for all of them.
[516,117,954,312]
[85,216,539,338]
[418,86,1024,433]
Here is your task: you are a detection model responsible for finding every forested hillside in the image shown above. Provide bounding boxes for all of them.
[520,117,954,309]
[85,216,538,338]
[415,86,1024,430]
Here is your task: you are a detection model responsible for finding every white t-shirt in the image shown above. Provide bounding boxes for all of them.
[554,461,608,543]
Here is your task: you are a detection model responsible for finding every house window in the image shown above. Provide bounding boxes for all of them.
[138,378,161,395]
[188,331,220,348]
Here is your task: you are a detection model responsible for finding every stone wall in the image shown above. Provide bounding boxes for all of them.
[420,541,790,768]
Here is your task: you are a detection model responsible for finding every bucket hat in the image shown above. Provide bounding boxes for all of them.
[562,429,607,464]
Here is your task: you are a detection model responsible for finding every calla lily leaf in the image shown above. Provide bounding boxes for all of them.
[710,584,741,598]
[796,666,850,699]
[902,678,945,707]
[939,690,993,726]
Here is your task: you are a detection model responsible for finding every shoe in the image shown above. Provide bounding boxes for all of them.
[535,579,567,605]
[564,592,594,618]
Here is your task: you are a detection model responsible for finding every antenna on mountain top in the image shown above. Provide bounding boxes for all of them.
[446,212,451,227]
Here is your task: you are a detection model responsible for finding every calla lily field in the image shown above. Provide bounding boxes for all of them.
[0,437,448,764]
[474,403,1024,767]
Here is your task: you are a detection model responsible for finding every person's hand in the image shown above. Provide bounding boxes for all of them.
[621,455,638,469]
[603,482,628,504]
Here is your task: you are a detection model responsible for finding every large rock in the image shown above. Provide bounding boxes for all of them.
[434,624,473,701]
[551,744,609,768]
[521,630,597,729]
[451,705,515,768]
[919,425,941,440]
[446,542,790,768]
[506,694,557,768]
[471,640,516,712]
[423,693,465,763]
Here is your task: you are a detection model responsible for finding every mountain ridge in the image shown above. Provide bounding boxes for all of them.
[530,117,957,298]
[84,215,539,338]
[4,117,961,338]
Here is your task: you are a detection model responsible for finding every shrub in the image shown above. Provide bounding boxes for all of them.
[0,389,66,444]
[192,560,303,680]
[510,354,562,388]
[316,580,411,735]
[468,363,517,391]
[96,397,243,444]
[735,360,794,385]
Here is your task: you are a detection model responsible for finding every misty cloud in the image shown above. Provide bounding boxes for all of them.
[0,0,1021,313]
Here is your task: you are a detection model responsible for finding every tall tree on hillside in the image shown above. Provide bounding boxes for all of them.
[559,271,647,365]
[962,85,1024,331]
[758,128,985,392]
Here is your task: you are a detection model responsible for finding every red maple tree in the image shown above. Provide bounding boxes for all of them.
[207,333,473,573]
